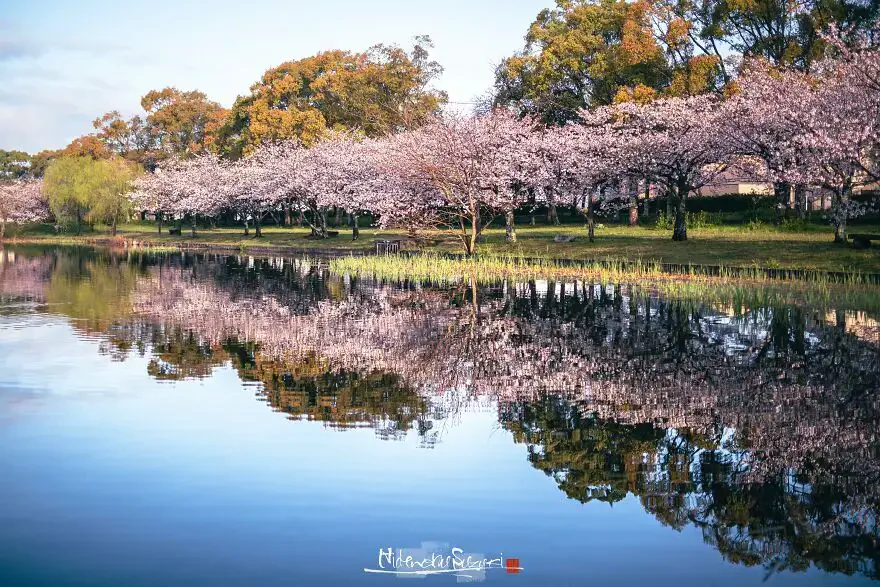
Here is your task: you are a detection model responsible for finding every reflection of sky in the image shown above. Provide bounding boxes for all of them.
[0,314,870,586]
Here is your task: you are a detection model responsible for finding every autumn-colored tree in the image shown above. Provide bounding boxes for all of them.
[140,88,226,157]
[60,135,112,160]
[213,37,446,157]
[92,111,156,165]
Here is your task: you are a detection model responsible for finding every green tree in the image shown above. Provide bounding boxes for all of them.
[681,0,880,73]
[0,149,30,180]
[44,157,93,232]
[493,0,672,123]
[43,156,140,234]
[27,150,60,179]
[87,157,140,235]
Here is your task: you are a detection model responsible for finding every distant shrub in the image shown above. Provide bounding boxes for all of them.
[654,211,673,230]
[779,217,809,232]
[654,210,719,230]
[654,194,774,215]
[747,218,766,231]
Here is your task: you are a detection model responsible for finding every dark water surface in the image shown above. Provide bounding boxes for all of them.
[1,246,879,586]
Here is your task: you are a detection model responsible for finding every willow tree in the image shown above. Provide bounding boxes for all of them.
[44,156,141,235]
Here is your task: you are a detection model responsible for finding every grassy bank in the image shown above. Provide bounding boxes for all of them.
[6,220,880,274]
[329,253,880,313]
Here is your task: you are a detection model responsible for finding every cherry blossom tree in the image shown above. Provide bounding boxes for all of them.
[580,96,730,241]
[379,109,536,254]
[130,164,180,234]
[724,44,880,242]
[0,180,48,240]
[717,60,812,220]
[130,154,231,236]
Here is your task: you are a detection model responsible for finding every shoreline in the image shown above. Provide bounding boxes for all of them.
[6,232,880,284]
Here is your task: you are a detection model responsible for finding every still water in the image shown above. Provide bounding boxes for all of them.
[0,245,878,586]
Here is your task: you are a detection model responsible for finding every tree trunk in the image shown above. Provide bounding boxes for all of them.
[157,212,163,234]
[628,177,639,226]
[297,208,304,226]
[0,220,5,241]
[833,187,849,243]
[505,210,516,243]
[643,177,651,217]
[284,206,291,227]
[351,213,359,240]
[548,202,560,225]
[111,218,117,237]
[530,211,536,226]
[243,219,249,236]
[672,180,688,242]
[773,181,791,222]
[794,184,807,220]
[834,216,847,243]
[587,191,596,243]
[255,218,262,238]
[191,216,197,238]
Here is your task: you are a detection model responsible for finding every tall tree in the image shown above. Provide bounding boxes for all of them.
[59,135,112,160]
[682,0,880,72]
[44,156,141,234]
[213,38,446,158]
[140,88,226,157]
[492,0,688,123]
[92,111,157,166]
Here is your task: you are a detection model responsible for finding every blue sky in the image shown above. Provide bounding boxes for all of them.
[0,0,549,153]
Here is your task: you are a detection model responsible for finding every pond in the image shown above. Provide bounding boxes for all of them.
[1,245,879,586]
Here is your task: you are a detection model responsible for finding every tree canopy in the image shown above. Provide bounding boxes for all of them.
[211,37,447,158]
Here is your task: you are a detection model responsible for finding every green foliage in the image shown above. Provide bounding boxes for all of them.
[0,149,30,180]
[43,157,141,233]
[655,210,673,230]
[687,211,719,229]
[747,218,767,231]
[653,210,717,230]
[493,0,671,123]
[779,217,809,232]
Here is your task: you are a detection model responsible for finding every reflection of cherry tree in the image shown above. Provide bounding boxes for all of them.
[0,248,54,303]
[4,247,880,579]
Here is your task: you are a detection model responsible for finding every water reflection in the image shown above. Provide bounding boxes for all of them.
[1,245,879,582]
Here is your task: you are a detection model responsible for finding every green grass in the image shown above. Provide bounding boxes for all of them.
[329,253,880,313]
[7,219,880,275]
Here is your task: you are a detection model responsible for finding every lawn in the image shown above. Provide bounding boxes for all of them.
[7,220,880,275]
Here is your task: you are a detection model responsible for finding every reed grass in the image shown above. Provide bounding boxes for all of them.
[329,253,880,312]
